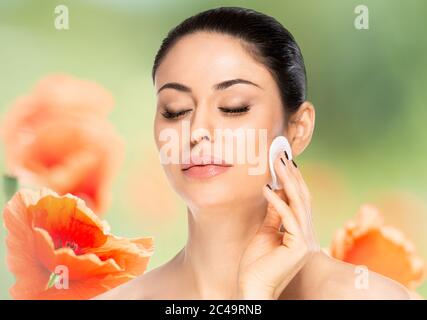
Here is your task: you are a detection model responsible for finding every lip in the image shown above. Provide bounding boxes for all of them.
[181,155,233,179]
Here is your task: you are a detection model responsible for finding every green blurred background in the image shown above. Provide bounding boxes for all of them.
[0,0,426,299]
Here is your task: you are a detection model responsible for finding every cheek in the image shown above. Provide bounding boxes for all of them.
[153,117,162,150]
[154,121,185,165]
[161,163,185,196]
[232,106,284,143]
[250,96,286,136]
[224,123,274,193]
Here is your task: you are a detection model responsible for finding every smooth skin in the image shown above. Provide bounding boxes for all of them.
[95,31,410,300]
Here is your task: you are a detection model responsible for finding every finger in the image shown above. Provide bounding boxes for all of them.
[280,155,319,250]
[286,157,311,205]
[284,156,312,223]
[275,188,289,204]
[261,200,282,231]
[279,152,308,203]
[263,184,301,239]
[262,188,289,232]
[273,154,307,226]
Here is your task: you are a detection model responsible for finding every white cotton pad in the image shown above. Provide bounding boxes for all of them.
[268,136,293,190]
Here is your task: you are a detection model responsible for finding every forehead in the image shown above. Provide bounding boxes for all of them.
[154,31,274,91]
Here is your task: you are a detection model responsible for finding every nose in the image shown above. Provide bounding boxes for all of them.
[189,103,213,147]
[191,133,210,145]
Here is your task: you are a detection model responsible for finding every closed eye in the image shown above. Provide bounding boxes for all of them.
[161,108,192,119]
[218,105,250,115]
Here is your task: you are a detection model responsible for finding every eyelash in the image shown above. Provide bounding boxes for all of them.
[161,105,250,120]
[161,108,191,119]
[219,105,250,115]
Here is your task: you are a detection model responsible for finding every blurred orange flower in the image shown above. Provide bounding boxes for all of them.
[330,204,426,289]
[0,74,123,214]
[3,188,154,300]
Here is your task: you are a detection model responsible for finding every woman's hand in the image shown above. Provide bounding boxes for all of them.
[237,151,320,299]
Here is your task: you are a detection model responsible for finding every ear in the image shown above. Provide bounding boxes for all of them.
[284,101,315,157]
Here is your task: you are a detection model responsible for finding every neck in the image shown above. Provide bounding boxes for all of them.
[179,199,267,299]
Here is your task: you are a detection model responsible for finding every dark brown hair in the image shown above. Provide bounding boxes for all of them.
[152,6,307,116]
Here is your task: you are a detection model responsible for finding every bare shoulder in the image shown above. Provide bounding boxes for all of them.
[94,264,178,300]
[319,255,411,300]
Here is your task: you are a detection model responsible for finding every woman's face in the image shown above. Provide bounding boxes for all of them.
[153,31,288,210]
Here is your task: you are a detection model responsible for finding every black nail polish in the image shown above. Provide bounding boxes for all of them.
[284,150,289,160]
[280,158,286,166]
[292,159,298,168]
[266,184,272,190]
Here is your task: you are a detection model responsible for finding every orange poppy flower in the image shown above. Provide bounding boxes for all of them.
[3,188,154,299]
[0,74,123,214]
[330,204,426,289]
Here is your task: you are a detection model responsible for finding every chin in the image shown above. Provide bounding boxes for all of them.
[179,183,240,209]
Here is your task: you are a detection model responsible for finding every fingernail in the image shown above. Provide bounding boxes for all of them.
[284,150,289,160]
[292,159,298,168]
[266,184,272,190]
[280,157,286,167]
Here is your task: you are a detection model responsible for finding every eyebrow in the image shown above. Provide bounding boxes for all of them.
[213,78,261,90]
[156,78,261,94]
